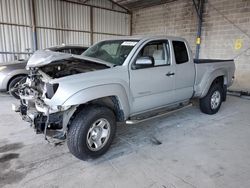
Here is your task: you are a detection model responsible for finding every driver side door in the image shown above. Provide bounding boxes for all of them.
[129,40,176,114]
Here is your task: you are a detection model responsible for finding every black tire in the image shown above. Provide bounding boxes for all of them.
[199,83,223,115]
[8,76,26,99]
[67,105,116,160]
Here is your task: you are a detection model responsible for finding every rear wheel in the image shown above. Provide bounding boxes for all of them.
[200,83,223,114]
[67,105,116,160]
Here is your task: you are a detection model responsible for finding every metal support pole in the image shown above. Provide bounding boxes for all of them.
[195,0,204,59]
[130,13,132,36]
[90,6,94,45]
[30,0,38,51]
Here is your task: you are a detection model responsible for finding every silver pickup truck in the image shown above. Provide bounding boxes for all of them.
[12,36,235,160]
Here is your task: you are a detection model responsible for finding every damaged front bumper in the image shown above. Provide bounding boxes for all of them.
[12,87,77,140]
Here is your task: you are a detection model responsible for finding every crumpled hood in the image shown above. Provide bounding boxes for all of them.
[27,50,74,68]
[27,50,113,69]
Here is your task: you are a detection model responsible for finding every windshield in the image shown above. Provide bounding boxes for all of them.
[82,40,138,65]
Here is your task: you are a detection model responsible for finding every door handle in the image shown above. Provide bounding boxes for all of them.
[166,72,175,76]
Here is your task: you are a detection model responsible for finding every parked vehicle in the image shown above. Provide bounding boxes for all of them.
[0,45,88,99]
[12,36,235,160]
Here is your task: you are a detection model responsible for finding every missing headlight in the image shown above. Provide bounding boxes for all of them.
[45,83,59,99]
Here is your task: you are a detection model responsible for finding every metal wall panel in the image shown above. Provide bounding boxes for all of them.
[62,31,91,45]
[0,0,33,62]
[0,0,31,25]
[93,33,121,43]
[93,8,130,36]
[36,28,63,49]
[0,25,33,62]
[0,0,131,63]
[37,28,91,48]
[35,0,92,49]
[35,0,90,30]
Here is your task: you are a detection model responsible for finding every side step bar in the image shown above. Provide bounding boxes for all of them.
[126,103,193,125]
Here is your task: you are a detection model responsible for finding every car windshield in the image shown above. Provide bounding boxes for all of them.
[82,40,138,65]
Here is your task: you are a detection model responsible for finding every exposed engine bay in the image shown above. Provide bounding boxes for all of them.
[40,58,109,79]
[13,59,109,141]
[13,68,64,140]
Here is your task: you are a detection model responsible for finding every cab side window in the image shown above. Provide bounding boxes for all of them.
[135,41,170,68]
[172,41,189,64]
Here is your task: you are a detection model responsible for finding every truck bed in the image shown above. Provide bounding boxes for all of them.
[194,59,235,98]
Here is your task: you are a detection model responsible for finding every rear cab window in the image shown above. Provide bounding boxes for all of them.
[172,41,189,64]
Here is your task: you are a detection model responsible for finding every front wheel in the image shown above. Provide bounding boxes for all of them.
[67,105,116,160]
[8,76,26,99]
[199,84,223,114]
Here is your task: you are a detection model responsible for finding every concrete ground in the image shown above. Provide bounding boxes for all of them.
[0,93,250,188]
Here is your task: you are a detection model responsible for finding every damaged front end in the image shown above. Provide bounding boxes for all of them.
[12,68,76,140]
[12,50,110,141]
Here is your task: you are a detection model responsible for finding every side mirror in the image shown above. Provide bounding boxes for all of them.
[133,56,154,69]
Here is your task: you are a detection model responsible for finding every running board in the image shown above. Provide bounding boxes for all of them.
[126,103,193,125]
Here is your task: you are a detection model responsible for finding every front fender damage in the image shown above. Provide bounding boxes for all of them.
[12,50,114,142]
